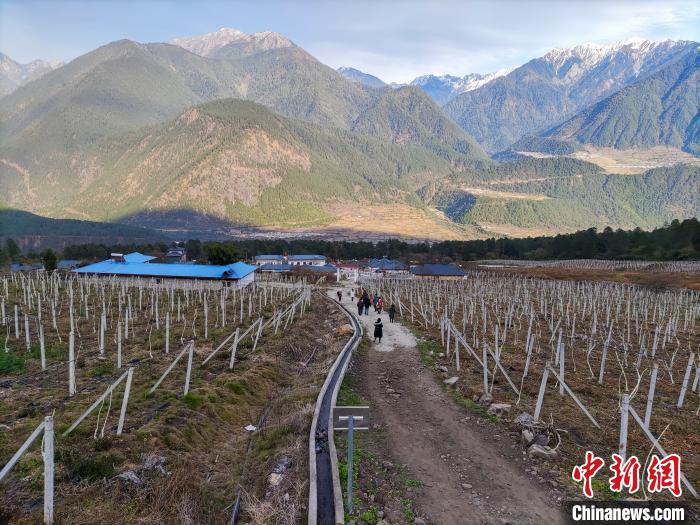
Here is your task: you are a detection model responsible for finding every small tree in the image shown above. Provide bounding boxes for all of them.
[41,248,58,272]
[5,238,20,261]
[204,242,239,265]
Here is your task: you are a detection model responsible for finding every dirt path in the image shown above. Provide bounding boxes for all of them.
[328,287,565,524]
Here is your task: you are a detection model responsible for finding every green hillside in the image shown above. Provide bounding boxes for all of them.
[32,98,459,227]
[352,86,489,165]
[0,208,166,239]
[434,162,700,232]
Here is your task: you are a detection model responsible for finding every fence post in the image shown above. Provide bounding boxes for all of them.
[534,363,550,422]
[644,363,658,428]
[39,323,46,371]
[43,415,54,525]
[677,352,695,409]
[184,342,194,395]
[117,367,134,435]
[68,331,76,396]
[229,328,240,370]
[619,393,629,460]
[482,344,488,394]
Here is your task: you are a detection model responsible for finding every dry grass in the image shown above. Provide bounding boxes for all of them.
[0,280,349,524]
[478,265,700,291]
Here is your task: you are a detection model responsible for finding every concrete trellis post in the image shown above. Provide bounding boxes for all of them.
[68,331,76,396]
[229,328,240,370]
[482,344,489,393]
[24,314,30,351]
[644,363,659,428]
[677,352,695,409]
[619,393,629,460]
[183,341,194,395]
[39,323,46,370]
[43,415,54,524]
[116,367,134,435]
[559,340,565,395]
[14,304,19,339]
[165,312,170,354]
[63,369,131,436]
[0,416,54,524]
[533,363,550,422]
[117,321,122,369]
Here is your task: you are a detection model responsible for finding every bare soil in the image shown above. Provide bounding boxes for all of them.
[330,287,565,524]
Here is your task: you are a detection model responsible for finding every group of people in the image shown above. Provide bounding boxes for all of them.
[354,289,396,343]
[333,287,398,343]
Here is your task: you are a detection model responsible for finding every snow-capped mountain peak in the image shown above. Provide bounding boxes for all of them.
[542,38,691,75]
[170,27,292,57]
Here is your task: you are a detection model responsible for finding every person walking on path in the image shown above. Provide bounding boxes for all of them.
[376,296,384,314]
[374,317,384,343]
[356,298,364,316]
[373,294,379,312]
[337,290,342,302]
[363,295,371,315]
[388,304,396,323]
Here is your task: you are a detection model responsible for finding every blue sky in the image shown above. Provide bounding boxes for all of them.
[1,0,698,83]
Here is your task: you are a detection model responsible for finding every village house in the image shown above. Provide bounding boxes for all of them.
[253,254,326,266]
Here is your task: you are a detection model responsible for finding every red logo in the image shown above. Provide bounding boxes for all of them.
[572,452,682,498]
[572,451,606,498]
[647,454,682,497]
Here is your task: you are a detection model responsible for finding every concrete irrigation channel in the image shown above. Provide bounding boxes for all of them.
[309,291,363,525]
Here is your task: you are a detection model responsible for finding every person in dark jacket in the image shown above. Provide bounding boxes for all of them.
[374,318,383,343]
[363,296,371,315]
[337,290,342,302]
[357,298,364,316]
[388,304,396,323]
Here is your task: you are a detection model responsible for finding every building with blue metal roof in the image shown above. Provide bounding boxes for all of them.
[74,252,256,286]
[122,252,157,263]
[367,257,408,272]
[257,262,338,274]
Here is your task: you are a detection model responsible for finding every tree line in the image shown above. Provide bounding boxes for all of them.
[1,219,698,268]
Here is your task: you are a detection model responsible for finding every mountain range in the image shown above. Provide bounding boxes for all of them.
[0,29,698,241]
[0,53,62,97]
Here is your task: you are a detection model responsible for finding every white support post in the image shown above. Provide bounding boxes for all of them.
[117,321,122,369]
[24,314,30,351]
[183,342,194,396]
[39,323,46,371]
[619,393,630,460]
[559,340,565,395]
[43,415,54,525]
[68,331,76,396]
[14,304,19,339]
[116,367,134,435]
[598,340,608,385]
[229,328,240,370]
[677,352,695,409]
[0,419,46,482]
[165,312,170,354]
[644,363,658,428]
[533,363,550,422]
[628,406,698,498]
[150,344,189,393]
[63,369,130,436]
[251,318,263,353]
[454,330,460,371]
[546,364,601,428]
[482,344,488,394]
